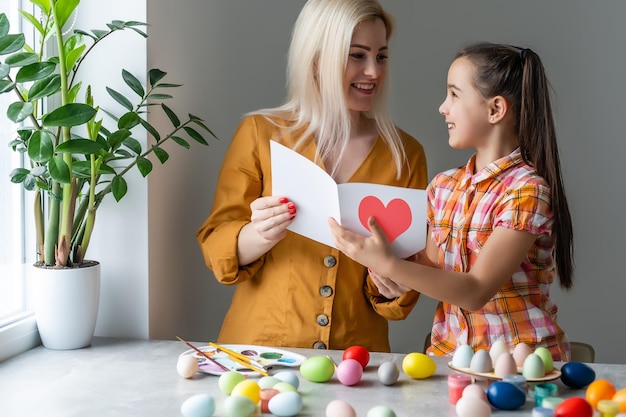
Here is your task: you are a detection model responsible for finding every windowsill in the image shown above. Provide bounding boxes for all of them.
[0,313,40,362]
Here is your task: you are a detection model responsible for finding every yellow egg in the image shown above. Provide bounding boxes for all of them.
[231,379,261,405]
[612,387,626,413]
[402,352,436,379]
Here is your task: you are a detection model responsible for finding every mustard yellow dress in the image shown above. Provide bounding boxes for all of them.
[196,115,428,352]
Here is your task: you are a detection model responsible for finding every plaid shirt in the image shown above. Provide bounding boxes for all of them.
[426,148,570,360]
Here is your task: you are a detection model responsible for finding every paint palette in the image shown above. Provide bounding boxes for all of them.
[179,344,307,376]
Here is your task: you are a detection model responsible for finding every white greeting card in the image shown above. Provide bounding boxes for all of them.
[270,140,426,258]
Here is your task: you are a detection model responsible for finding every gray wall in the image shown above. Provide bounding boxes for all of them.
[145,0,626,363]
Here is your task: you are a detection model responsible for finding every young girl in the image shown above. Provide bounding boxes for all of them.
[196,0,428,352]
[329,42,574,360]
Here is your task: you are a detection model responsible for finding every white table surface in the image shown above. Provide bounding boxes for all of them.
[0,337,624,417]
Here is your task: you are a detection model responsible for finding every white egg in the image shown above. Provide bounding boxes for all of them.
[494,353,518,378]
[513,343,533,367]
[268,391,303,417]
[326,399,356,417]
[452,344,475,368]
[176,354,199,379]
[462,383,487,401]
[273,370,300,389]
[181,394,215,417]
[489,339,509,364]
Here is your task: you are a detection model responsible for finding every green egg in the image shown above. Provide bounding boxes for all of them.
[534,347,554,372]
[218,370,246,394]
[299,356,335,383]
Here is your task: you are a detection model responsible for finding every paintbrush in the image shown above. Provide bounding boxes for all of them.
[176,336,231,373]
[208,341,269,376]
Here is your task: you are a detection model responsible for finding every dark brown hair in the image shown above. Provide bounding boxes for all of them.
[455,42,574,289]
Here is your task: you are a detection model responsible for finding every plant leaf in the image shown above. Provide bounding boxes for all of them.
[111,175,128,202]
[122,137,142,155]
[65,44,86,74]
[161,103,180,127]
[171,136,190,149]
[0,63,8,78]
[136,156,152,177]
[148,93,172,100]
[48,156,71,184]
[5,51,39,68]
[7,101,33,123]
[18,11,45,37]
[42,103,97,127]
[27,130,55,163]
[148,68,167,87]
[55,0,80,29]
[152,145,169,163]
[9,167,30,183]
[118,111,141,130]
[0,79,15,93]
[55,139,104,154]
[0,33,25,55]
[107,129,132,151]
[30,0,51,15]
[28,74,62,101]
[138,118,160,141]
[0,13,9,38]
[122,69,144,97]
[183,126,209,146]
[16,61,56,82]
[106,86,133,111]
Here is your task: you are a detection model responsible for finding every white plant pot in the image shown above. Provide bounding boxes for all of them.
[32,262,101,350]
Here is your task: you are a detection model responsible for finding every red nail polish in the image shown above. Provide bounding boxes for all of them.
[289,209,296,215]
[289,215,295,220]
[279,197,288,204]
[287,203,295,209]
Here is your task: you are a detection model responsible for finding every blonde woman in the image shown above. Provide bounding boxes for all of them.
[196,0,428,352]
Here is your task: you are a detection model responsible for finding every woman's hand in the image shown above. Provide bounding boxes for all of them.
[249,196,296,243]
[237,196,295,265]
[328,215,396,276]
[368,269,411,299]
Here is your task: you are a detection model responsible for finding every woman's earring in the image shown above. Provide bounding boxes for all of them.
[490,117,495,122]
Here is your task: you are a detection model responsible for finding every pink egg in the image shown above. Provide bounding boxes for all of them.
[463,383,488,401]
[513,343,533,367]
[456,396,492,417]
[326,399,357,417]
[494,353,518,378]
[336,359,363,386]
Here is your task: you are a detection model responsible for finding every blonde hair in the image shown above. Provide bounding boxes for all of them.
[250,0,407,179]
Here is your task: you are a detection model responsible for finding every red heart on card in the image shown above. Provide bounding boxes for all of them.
[358,196,412,243]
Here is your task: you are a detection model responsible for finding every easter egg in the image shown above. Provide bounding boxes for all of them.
[177,354,199,378]
[273,370,300,389]
[486,381,525,410]
[494,353,517,378]
[463,383,487,401]
[366,405,397,417]
[512,343,533,367]
[181,393,215,417]
[554,397,593,417]
[273,381,297,392]
[336,358,363,386]
[561,362,596,389]
[402,352,436,379]
[326,399,356,417]
[222,395,256,417]
[218,371,246,394]
[585,379,616,409]
[612,387,626,412]
[597,400,620,416]
[343,345,370,368]
[258,376,281,389]
[534,347,554,373]
[452,344,474,368]
[268,391,303,417]
[300,355,335,382]
[231,379,261,405]
[489,339,508,364]
[377,361,400,386]
[455,396,492,417]
[260,388,279,413]
[469,349,493,373]
[522,353,545,379]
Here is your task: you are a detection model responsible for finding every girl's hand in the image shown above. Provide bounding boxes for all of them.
[328,215,396,275]
[368,269,411,299]
[250,196,296,243]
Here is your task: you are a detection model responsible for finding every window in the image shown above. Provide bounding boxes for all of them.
[0,0,40,360]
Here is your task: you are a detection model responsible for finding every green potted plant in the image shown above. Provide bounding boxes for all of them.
[0,0,215,349]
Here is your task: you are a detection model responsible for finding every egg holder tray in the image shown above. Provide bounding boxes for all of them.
[447,362,561,382]
[179,344,307,376]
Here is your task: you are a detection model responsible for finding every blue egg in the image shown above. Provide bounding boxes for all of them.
[487,381,526,410]
[560,361,596,389]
